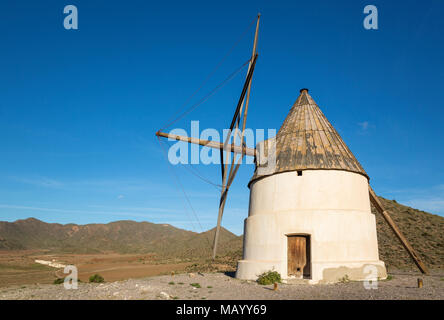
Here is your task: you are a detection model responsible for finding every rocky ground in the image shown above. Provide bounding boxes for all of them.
[0,271,443,300]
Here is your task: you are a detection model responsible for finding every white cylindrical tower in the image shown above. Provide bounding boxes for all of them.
[236,89,387,283]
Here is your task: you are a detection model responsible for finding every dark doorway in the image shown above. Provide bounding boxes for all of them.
[287,235,311,279]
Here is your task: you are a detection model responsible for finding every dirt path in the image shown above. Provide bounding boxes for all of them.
[0,271,443,300]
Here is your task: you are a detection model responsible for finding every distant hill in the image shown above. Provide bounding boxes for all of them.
[0,196,442,270]
[0,218,241,258]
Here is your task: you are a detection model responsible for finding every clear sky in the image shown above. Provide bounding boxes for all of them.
[0,0,443,235]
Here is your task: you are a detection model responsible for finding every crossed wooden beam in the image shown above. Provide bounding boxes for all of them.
[158,14,262,261]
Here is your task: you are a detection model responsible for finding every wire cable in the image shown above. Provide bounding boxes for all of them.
[157,136,213,250]
[159,17,257,131]
[159,58,251,131]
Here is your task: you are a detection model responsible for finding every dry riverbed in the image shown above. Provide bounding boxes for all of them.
[0,271,443,300]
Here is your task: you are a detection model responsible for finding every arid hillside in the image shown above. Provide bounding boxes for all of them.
[0,195,442,271]
[373,197,443,270]
[0,218,241,258]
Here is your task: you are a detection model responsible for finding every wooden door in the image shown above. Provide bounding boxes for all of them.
[287,236,306,277]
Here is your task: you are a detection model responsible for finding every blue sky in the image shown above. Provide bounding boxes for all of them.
[0,0,443,235]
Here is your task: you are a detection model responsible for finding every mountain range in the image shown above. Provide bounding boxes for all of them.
[0,196,442,269]
[0,218,241,259]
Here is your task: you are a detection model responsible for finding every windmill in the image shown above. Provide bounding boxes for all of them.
[156,14,428,282]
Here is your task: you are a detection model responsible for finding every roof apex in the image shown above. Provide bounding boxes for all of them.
[250,90,368,185]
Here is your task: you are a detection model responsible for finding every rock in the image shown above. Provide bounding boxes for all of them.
[189,273,196,278]
[113,291,120,296]
[160,291,171,300]
[139,286,150,294]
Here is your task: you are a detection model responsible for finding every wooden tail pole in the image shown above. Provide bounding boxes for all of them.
[368,186,429,274]
[155,131,256,156]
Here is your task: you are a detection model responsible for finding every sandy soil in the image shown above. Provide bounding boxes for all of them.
[1,251,442,300]
[0,251,191,287]
[0,271,443,300]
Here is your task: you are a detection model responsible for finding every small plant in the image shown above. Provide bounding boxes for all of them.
[207,286,213,289]
[338,274,350,283]
[178,282,184,285]
[440,278,444,281]
[190,283,201,288]
[53,278,64,285]
[386,275,393,281]
[172,296,179,300]
[256,271,281,285]
[89,274,105,283]
[168,281,175,285]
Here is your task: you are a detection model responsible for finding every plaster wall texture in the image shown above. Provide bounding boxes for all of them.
[235,170,387,283]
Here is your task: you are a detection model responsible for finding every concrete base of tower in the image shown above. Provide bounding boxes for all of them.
[235,259,387,284]
[310,260,387,284]
[235,260,282,281]
[236,170,388,284]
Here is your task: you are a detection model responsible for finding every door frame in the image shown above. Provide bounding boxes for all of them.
[285,233,311,279]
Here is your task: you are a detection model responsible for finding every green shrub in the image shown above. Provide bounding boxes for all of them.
[256,271,281,285]
[89,274,105,283]
[190,283,201,288]
[53,278,64,285]
[168,281,175,285]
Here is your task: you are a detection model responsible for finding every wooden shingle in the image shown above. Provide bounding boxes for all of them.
[250,89,368,185]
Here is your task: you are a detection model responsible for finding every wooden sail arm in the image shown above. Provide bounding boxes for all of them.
[228,53,258,131]
[368,186,429,274]
[213,15,260,260]
[156,131,256,157]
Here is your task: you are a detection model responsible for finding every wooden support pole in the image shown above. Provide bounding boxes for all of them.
[417,278,423,288]
[368,186,429,274]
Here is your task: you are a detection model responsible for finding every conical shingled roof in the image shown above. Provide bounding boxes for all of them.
[250,89,369,185]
